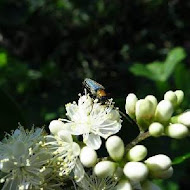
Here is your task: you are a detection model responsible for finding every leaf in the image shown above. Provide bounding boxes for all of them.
[130,47,186,82]
[172,152,190,165]
[163,47,186,80]
[0,52,7,67]
[129,61,165,81]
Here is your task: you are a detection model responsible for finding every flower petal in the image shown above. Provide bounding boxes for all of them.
[84,133,102,150]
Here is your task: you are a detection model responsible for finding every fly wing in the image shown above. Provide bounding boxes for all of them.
[83,78,105,94]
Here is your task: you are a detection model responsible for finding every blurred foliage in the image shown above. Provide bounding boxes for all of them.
[0,0,190,189]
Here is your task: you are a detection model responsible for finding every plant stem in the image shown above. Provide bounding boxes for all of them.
[126,131,150,151]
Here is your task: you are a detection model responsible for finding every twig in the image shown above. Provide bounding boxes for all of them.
[126,131,150,151]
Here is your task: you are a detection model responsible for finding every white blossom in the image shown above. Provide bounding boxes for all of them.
[45,130,80,177]
[0,126,51,190]
[76,172,117,190]
[56,94,122,150]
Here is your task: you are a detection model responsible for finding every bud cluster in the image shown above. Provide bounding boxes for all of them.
[79,135,173,190]
[125,90,190,139]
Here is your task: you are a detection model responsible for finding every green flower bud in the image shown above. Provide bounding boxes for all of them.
[145,154,171,172]
[106,136,124,161]
[178,111,190,127]
[127,145,147,161]
[150,166,173,179]
[115,179,132,190]
[125,93,138,119]
[165,124,189,139]
[136,99,155,130]
[49,120,64,135]
[142,181,161,190]
[174,90,184,105]
[149,122,164,137]
[80,146,97,168]
[93,161,116,178]
[155,100,174,124]
[123,162,148,182]
[145,95,158,111]
[164,91,177,107]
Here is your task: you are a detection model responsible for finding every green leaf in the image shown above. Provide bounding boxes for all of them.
[172,152,190,165]
[0,52,7,67]
[129,61,165,81]
[163,47,186,80]
[130,47,186,82]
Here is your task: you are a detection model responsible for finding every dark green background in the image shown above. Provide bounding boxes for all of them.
[0,0,190,189]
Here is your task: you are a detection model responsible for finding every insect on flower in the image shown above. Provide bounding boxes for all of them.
[83,78,135,124]
[83,78,108,102]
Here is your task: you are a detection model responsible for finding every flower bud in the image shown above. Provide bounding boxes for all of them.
[106,136,124,161]
[174,90,184,105]
[136,99,155,130]
[165,124,188,139]
[150,166,173,179]
[149,122,164,137]
[115,179,132,190]
[145,95,158,111]
[80,146,97,168]
[178,111,190,127]
[142,181,161,190]
[155,100,174,124]
[127,145,147,162]
[164,91,177,107]
[125,93,138,119]
[123,162,148,182]
[93,161,116,178]
[145,154,171,172]
[49,120,64,135]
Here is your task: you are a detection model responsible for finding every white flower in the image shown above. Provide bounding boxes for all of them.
[45,130,80,176]
[0,126,51,190]
[76,171,117,190]
[58,94,122,150]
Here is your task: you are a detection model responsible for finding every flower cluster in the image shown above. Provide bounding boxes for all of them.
[0,87,189,190]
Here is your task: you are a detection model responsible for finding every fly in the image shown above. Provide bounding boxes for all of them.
[83,78,108,101]
[83,78,137,125]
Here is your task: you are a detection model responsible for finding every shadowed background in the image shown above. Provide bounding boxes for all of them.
[0,0,190,189]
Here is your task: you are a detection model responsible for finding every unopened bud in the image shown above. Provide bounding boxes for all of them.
[155,100,174,124]
[174,90,184,105]
[80,146,97,168]
[93,161,116,178]
[123,162,148,182]
[125,93,138,119]
[115,179,132,190]
[150,166,173,179]
[164,91,177,107]
[142,181,161,190]
[145,95,158,111]
[127,145,147,162]
[145,154,171,172]
[178,111,190,127]
[149,122,164,137]
[165,124,188,139]
[49,120,64,135]
[136,99,155,130]
[106,136,124,161]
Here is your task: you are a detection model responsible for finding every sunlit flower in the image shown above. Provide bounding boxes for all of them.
[0,126,51,190]
[76,172,117,190]
[56,94,122,150]
[45,130,80,177]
